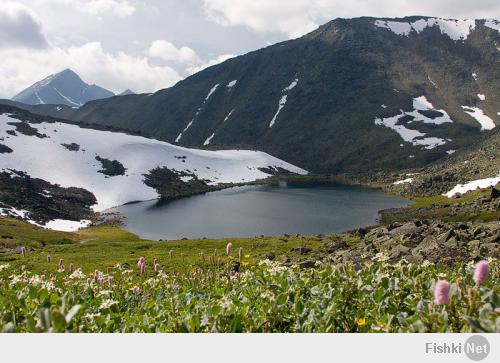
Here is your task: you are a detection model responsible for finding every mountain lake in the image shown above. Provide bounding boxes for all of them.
[109,182,411,240]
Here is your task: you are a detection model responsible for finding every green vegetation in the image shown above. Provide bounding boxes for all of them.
[0,259,497,332]
[0,217,324,274]
[409,189,491,209]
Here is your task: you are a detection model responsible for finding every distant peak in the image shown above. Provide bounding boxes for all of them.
[119,89,135,96]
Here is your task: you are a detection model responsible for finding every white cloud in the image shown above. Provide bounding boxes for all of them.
[0,1,49,48]
[203,0,500,38]
[0,42,182,97]
[28,0,136,17]
[186,53,235,75]
[77,0,135,17]
[148,40,199,63]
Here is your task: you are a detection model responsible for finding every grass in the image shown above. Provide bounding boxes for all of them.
[409,189,491,209]
[0,217,327,275]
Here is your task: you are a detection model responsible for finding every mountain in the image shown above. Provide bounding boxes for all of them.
[119,89,135,96]
[47,16,499,174]
[12,69,115,107]
[0,106,305,229]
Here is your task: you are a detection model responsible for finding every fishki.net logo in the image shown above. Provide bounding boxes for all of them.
[425,335,490,361]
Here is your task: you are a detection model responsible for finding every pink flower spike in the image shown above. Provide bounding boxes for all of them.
[473,260,489,285]
[140,262,146,275]
[226,242,233,256]
[93,270,99,282]
[47,255,52,263]
[69,263,74,273]
[20,247,26,257]
[154,263,160,274]
[434,280,450,305]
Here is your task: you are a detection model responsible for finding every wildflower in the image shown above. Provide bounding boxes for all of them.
[434,280,450,305]
[199,251,205,261]
[86,278,91,285]
[137,257,145,268]
[473,260,489,285]
[69,263,74,273]
[154,263,160,274]
[357,318,366,328]
[140,262,146,275]
[226,243,233,256]
[93,270,99,283]
[108,277,114,285]
[47,255,51,263]
[99,299,118,309]
[169,250,173,258]
[238,247,243,259]
[58,258,64,268]
[20,247,26,257]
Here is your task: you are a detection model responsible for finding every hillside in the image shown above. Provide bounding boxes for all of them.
[0,106,305,229]
[20,16,499,174]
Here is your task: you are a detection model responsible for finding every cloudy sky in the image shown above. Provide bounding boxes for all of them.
[0,0,498,98]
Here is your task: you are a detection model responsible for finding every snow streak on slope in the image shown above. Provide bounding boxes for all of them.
[374,18,476,40]
[269,78,299,128]
[0,114,307,213]
[461,106,496,130]
[374,96,452,149]
[176,83,221,143]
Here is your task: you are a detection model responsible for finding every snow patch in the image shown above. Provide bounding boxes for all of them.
[226,80,237,88]
[44,219,91,232]
[223,109,234,122]
[444,175,500,197]
[461,106,496,130]
[0,113,307,213]
[477,94,485,101]
[484,19,500,32]
[375,18,475,41]
[205,83,220,101]
[393,178,413,185]
[472,73,478,81]
[203,133,215,146]
[374,96,452,149]
[446,150,456,155]
[381,104,387,109]
[269,78,299,128]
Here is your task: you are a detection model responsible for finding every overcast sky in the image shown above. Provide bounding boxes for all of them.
[0,0,498,98]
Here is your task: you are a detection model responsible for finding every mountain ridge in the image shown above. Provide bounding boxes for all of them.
[3,16,499,175]
[12,69,115,107]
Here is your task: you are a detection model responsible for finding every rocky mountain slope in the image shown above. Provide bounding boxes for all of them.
[12,69,114,107]
[21,16,498,174]
[0,106,305,229]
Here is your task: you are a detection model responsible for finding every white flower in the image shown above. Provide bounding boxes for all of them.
[0,263,10,272]
[99,299,118,309]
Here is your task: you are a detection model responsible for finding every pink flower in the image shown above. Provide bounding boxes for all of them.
[140,262,146,275]
[47,255,52,263]
[93,270,99,282]
[238,247,243,259]
[226,243,233,256]
[434,280,450,305]
[154,263,160,274]
[108,277,114,285]
[20,247,26,257]
[473,260,489,285]
[137,257,145,267]
[86,278,91,285]
[58,258,64,267]
[69,263,74,273]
